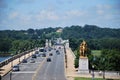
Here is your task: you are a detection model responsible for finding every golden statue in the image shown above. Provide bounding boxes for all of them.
[79,40,87,58]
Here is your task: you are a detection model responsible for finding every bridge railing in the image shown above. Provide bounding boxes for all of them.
[0,48,37,68]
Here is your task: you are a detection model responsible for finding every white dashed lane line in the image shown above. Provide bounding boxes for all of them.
[12,71,36,74]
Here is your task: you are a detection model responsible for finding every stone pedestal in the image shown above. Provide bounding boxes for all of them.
[78,57,89,74]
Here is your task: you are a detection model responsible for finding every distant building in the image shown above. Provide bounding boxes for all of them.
[56,29,63,33]
[45,39,49,47]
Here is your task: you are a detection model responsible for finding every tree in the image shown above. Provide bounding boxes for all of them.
[0,39,12,52]
[27,28,34,34]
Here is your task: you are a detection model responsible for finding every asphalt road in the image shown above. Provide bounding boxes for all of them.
[2,54,44,80]
[2,46,66,80]
[35,48,66,80]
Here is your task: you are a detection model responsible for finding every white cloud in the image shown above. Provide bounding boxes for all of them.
[97,9,104,15]
[66,10,84,17]
[96,4,111,10]
[35,10,59,21]
[105,15,113,20]
[9,12,19,19]
[96,4,111,15]
[61,10,86,20]
[21,14,32,21]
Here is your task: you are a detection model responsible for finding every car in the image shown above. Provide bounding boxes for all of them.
[47,58,51,62]
[12,65,20,71]
[56,50,59,53]
[32,54,37,58]
[42,53,46,57]
[22,59,27,63]
[59,47,61,49]
[56,50,60,55]
[49,53,53,56]
[30,59,35,63]
[39,48,44,52]
[44,50,47,52]
[37,54,41,57]
[35,51,39,54]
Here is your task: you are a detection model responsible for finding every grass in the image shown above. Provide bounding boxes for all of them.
[74,77,120,80]
[91,50,101,57]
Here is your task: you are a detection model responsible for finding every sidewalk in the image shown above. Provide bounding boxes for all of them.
[0,51,35,76]
[65,47,76,80]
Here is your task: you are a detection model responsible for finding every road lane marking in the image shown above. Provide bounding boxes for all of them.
[43,61,51,80]
[12,71,35,73]
[32,56,48,80]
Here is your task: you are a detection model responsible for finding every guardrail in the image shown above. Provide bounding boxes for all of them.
[0,48,37,68]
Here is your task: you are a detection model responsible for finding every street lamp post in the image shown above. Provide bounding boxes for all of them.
[92,56,96,80]
[18,51,20,63]
[11,54,14,68]
[102,58,105,79]
[0,75,1,80]
[92,65,95,80]
[10,71,12,80]
[24,48,26,59]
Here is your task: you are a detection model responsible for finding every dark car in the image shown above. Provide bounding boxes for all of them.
[22,59,27,63]
[35,51,39,54]
[56,50,60,55]
[30,58,35,63]
[39,48,44,52]
[32,54,37,58]
[49,53,53,56]
[47,58,51,62]
[59,47,61,49]
[42,53,46,57]
[12,65,20,71]
[56,50,59,53]
[37,54,41,57]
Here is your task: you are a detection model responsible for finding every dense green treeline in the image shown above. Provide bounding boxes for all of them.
[1,25,120,40]
[0,38,45,55]
[61,25,120,39]
[88,49,120,71]
[0,27,60,40]
[0,24,120,56]
[69,38,120,51]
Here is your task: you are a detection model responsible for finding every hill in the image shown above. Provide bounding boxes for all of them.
[62,25,120,39]
[0,24,120,53]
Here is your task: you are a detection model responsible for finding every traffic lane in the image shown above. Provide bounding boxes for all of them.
[2,55,45,80]
[19,56,44,71]
[35,50,57,80]
[35,60,51,80]
[46,49,66,80]
[20,63,39,71]
[10,72,34,80]
[26,56,44,63]
[43,52,58,80]
[35,49,66,80]
[35,52,57,80]
[55,50,66,80]
[3,51,56,80]
[11,56,45,80]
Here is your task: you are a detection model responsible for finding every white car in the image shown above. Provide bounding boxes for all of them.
[12,65,20,71]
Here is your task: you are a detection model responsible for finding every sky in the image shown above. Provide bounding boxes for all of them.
[0,0,120,30]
